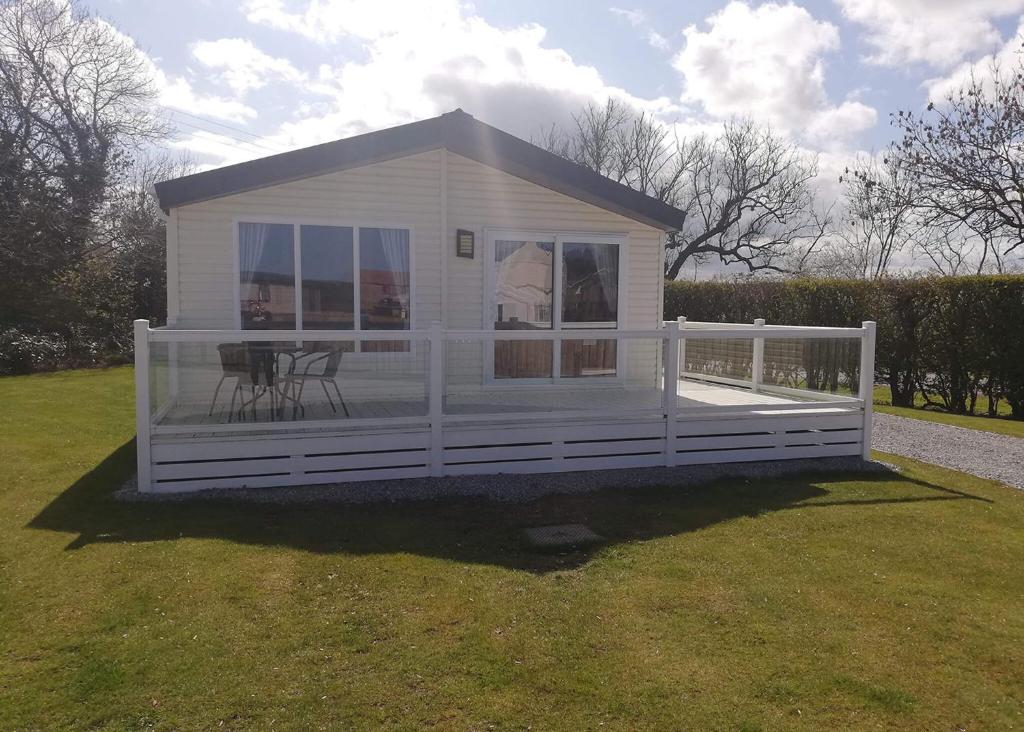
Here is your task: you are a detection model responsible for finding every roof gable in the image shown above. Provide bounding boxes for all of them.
[153,110,686,231]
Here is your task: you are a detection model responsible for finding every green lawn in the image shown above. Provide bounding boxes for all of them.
[2,367,1023,730]
[872,385,1024,438]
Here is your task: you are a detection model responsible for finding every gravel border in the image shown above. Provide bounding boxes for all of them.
[872,412,1024,490]
[117,456,894,505]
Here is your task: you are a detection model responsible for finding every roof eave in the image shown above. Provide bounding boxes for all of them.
[153,111,686,232]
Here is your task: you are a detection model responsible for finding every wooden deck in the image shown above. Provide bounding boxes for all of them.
[136,321,874,492]
[153,378,844,440]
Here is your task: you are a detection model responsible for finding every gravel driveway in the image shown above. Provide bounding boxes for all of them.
[873,413,1024,490]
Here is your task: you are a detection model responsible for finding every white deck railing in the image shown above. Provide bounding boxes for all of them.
[133,318,876,492]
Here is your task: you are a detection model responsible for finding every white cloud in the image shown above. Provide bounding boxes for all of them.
[151,0,877,176]
[243,0,462,44]
[836,0,1024,68]
[672,2,876,144]
[168,129,271,166]
[222,0,681,156]
[90,17,259,125]
[804,100,878,145]
[609,7,671,51]
[925,19,1024,102]
[191,38,306,95]
[156,72,258,123]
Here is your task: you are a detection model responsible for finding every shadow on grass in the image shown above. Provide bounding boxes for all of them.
[28,440,993,573]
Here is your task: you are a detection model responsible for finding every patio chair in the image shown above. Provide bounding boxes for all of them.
[235,342,283,422]
[208,343,248,418]
[282,347,349,418]
[209,343,280,423]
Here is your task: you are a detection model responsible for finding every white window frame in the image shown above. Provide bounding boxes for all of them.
[232,217,416,353]
[482,229,628,385]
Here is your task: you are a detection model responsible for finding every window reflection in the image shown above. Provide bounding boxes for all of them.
[561,339,617,377]
[239,222,295,329]
[562,242,618,325]
[300,225,354,329]
[360,227,410,352]
[494,240,553,379]
[494,240,553,330]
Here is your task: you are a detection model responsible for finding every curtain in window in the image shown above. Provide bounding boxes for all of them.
[239,223,270,280]
[360,228,410,349]
[239,222,294,329]
[377,228,410,298]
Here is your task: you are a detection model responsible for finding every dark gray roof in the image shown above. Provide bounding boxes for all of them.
[153,110,686,231]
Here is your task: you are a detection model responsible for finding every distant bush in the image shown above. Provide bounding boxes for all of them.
[665,275,1024,419]
[0,327,122,376]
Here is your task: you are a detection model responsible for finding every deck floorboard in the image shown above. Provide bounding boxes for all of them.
[154,379,852,441]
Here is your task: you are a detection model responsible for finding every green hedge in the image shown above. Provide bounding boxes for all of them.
[664,276,1024,418]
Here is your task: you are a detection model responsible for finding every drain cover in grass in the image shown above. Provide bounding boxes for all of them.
[523,523,604,550]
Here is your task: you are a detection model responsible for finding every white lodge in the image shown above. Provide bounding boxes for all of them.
[136,110,876,493]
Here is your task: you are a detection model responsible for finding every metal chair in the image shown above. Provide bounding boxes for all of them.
[282,347,349,418]
[208,343,248,419]
[209,343,281,423]
[235,342,279,422]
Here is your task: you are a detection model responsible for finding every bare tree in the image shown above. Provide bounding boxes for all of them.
[668,120,826,278]
[540,99,687,203]
[912,213,1019,275]
[820,154,919,279]
[915,224,976,276]
[542,103,826,278]
[542,100,631,180]
[893,60,1024,256]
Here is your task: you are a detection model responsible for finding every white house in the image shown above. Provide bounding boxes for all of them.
[135,110,875,493]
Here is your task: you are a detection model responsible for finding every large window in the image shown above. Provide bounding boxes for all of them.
[238,222,411,339]
[489,234,621,381]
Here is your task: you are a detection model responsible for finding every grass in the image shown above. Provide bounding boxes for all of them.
[872,385,1024,438]
[2,366,1024,730]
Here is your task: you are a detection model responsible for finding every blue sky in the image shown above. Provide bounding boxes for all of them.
[92,0,1024,181]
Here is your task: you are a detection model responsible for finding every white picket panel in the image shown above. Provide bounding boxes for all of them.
[443,419,666,449]
[563,453,666,470]
[148,465,432,493]
[149,426,433,491]
[148,473,296,493]
[445,443,558,463]
[675,433,782,451]
[562,437,665,458]
[674,412,862,436]
[676,442,861,466]
[153,457,296,481]
[443,459,557,476]
[147,412,865,491]
[301,451,429,472]
[151,430,430,462]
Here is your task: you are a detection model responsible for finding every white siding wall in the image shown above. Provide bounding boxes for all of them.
[443,151,665,386]
[169,148,665,389]
[173,150,444,328]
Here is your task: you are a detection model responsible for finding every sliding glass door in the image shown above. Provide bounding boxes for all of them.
[487,232,623,382]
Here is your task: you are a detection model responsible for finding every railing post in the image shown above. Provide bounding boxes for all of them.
[752,318,765,392]
[676,316,686,383]
[859,321,877,460]
[663,320,680,467]
[133,319,152,493]
[429,321,444,477]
